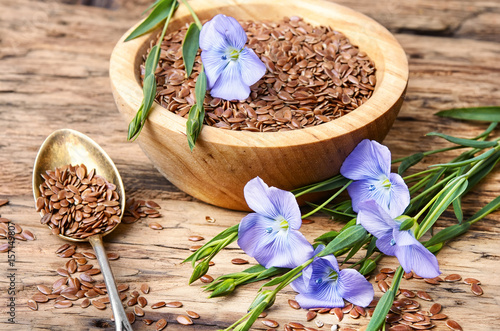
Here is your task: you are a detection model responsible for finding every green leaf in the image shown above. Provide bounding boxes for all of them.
[141,0,161,15]
[318,225,367,257]
[435,106,500,122]
[426,242,443,254]
[427,132,498,149]
[314,231,339,245]
[186,68,207,150]
[398,152,424,175]
[398,216,415,231]
[125,0,176,42]
[364,236,377,258]
[144,45,160,77]
[467,195,500,224]
[195,68,207,107]
[188,259,209,284]
[465,150,500,193]
[430,148,496,168]
[183,225,238,264]
[359,259,377,275]
[294,176,350,195]
[208,279,236,298]
[452,198,463,223]
[341,234,371,265]
[424,223,470,247]
[182,23,200,77]
[142,74,157,117]
[417,177,468,238]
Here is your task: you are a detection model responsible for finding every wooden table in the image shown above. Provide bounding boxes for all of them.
[1,0,499,330]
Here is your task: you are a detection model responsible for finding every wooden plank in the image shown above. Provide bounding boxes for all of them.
[0,0,499,330]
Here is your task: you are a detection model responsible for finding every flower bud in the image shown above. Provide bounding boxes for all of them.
[208,279,236,298]
[359,259,376,275]
[248,290,275,312]
[189,260,210,284]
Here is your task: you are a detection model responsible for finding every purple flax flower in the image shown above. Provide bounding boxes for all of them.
[237,177,314,269]
[357,200,440,278]
[340,139,410,218]
[199,14,266,101]
[291,246,374,309]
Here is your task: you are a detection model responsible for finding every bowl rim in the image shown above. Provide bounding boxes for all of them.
[110,0,408,148]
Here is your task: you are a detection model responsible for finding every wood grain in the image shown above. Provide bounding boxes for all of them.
[0,0,499,330]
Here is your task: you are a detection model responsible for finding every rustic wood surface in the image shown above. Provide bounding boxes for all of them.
[0,0,499,330]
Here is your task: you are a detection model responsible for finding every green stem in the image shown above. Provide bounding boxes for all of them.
[178,0,203,29]
[223,310,253,331]
[301,180,352,219]
[410,171,458,211]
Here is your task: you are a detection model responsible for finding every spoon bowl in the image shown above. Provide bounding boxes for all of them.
[33,129,132,331]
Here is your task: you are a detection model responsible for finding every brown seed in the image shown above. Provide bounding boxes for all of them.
[127,297,138,306]
[262,319,279,328]
[306,310,317,321]
[117,284,129,292]
[151,301,166,309]
[464,277,480,285]
[22,229,36,241]
[127,312,135,324]
[0,199,9,207]
[54,300,73,308]
[331,307,343,321]
[134,306,145,317]
[288,299,301,309]
[430,313,448,320]
[37,284,51,295]
[0,243,10,253]
[471,283,483,296]
[424,278,440,285]
[156,318,168,330]
[378,280,389,293]
[85,268,101,276]
[400,288,415,298]
[231,258,249,265]
[186,310,200,319]
[28,299,38,311]
[200,275,214,283]
[138,296,147,308]
[91,300,106,310]
[375,273,387,282]
[289,322,305,328]
[342,303,353,313]
[349,307,360,319]
[32,293,49,303]
[177,315,194,325]
[429,303,442,315]
[188,235,204,242]
[145,200,161,209]
[446,320,463,330]
[81,298,91,308]
[416,291,432,301]
[388,326,411,331]
[107,253,120,260]
[380,268,395,274]
[82,251,96,259]
[149,222,163,230]
[143,319,154,326]
[444,274,462,282]
[166,301,183,308]
[258,311,267,318]
[140,283,150,294]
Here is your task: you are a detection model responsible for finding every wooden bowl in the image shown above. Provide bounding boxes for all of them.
[109,0,408,211]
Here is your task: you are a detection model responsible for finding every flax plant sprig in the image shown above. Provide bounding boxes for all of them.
[186,107,500,331]
[125,0,208,150]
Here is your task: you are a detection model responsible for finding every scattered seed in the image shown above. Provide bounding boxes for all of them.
[205,216,215,223]
[151,301,166,309]
[81,298,90,308]
[378,280,389,293]
[288,299,301,309]
[470,283,483,296]
[430,313,448,320]
[188,235,204,242]
[416,291,432,301]
[331,307,343,321]
[231,258,249,265]
[166,301,183,308]
[91,300,106,310]
[306,310,317,321]
[400,289,415,298]
[444,274,462,282]
[446,320,463,331]
[463,278,480,285]
[424,278,440,285]
[262,319,279,328]
[0,199,8,207]
[200,275,214,283]
[429,303,441,315]
[145,201,161,209]
[186,310,200,319]
[32,294,49,303]
[107,253,120,260]
[149,222,163,230]
[156,318,168,330]
[380,268,395,274]
[0,243,9,253]
[138,296,147,308]
[28,299,38,311]
[54,300,73,309]
[177,315,193,325]
[127,312,135,324]
[375,273,388,282]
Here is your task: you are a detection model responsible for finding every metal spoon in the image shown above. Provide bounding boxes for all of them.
[32,129,133,331]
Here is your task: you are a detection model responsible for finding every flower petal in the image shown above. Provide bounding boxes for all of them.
[340,140,391,181]
[209,59,251,101]
[375,233,398,256]
[388,173,410,218]
[243,177,302,229]
[255,229,313,268]
[237,213,277,257]
[337,269,374,307]
[393,228,419,247]
[295,287,345,309]
[396,242,441,278]
[237,48,266,86]
[356,200,394,238]
[199,14,247,51]
[200,49,228,89]
[348,179,391,214]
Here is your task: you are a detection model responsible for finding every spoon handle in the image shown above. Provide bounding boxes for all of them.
[89,235,133,331]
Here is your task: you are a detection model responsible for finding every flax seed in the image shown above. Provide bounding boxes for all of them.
[156,318,167,330]
[166,301,183,308]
